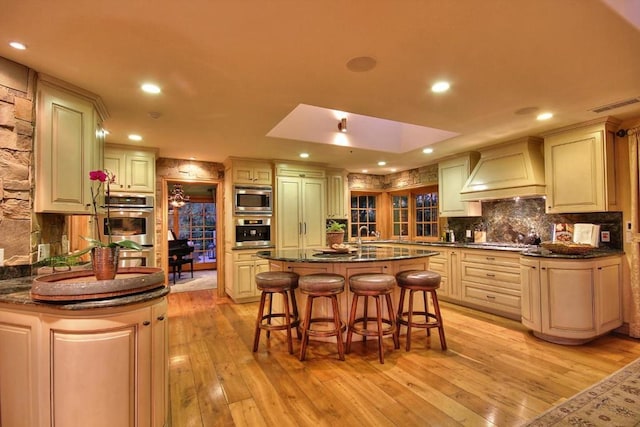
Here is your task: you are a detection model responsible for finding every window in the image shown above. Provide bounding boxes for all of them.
[414,190,438,238]
[391,194,409,238]
[350,193,378,238]
[169,201,217,267]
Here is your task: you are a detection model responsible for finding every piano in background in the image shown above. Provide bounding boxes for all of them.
[168,239,194,284]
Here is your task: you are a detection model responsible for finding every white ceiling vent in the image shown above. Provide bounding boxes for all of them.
[591,97,640,114]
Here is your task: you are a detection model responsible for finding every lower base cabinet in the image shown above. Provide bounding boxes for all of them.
[0,297,168,427]
[225,249,269,303]
[520,255,622,344]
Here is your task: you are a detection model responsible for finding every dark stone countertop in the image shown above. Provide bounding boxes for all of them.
[0,275,169,309]
[519,248,624,259]
[257,246,439,263]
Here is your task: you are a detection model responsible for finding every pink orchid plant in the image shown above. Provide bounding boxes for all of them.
[83,170,142,250]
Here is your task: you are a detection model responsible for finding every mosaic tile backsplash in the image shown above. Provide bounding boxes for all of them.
[447,198,623,249]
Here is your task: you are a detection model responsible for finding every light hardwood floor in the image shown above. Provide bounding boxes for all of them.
[168,289,640,426]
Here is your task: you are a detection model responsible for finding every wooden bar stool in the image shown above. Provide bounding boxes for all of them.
[346,273,399,364]
[252,271,300,355]
[395,270,447,351]
[298,273,346,361]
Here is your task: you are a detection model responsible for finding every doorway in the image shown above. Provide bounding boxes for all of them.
[163,179,221,289]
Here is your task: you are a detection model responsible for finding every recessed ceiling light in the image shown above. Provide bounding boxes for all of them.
[9,41,26,50]
[537,112,553,120]
[189,157,195,160]
[128,134,143,141]
[390,168,397,172]
[423,147,434,154]
[377,161,386,166]
[362,169,368,173]
[431,81,450,93]
[299,153,309,158]
[141,83,161,94]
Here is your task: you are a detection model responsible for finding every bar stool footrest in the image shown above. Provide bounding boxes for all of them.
[350,317,396,337]
[304,317,347,337]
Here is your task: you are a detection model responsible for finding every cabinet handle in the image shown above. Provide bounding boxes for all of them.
[486,257,495,261]
[303,223,307,235]
[486,273,495,277]
[157,315,165,321]
[143,320,151,326]
[485,295,496,300]
[299,223,302,234]
[598,267,603,270]
[541,267,547,270]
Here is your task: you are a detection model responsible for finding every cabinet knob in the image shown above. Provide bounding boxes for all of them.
[486,257,495,261]
[485,295,496,300]
[143,320,151,326]
[486,273,495,277]
[157,315,165,321]
[541,267,547,270]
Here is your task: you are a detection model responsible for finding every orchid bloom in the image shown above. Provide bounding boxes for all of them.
[89,170,109,182]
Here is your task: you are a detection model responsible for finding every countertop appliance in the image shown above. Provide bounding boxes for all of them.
[234,185,272,215]
[235,217,271,246]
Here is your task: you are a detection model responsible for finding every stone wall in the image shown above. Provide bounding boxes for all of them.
[348,163,438,191]
[0,57,34,267]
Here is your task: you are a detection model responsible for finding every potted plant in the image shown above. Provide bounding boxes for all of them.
[326,220,346,247]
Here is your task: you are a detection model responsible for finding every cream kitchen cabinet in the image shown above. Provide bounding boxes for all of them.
[427,247,461,301]
[460,249,521,319]
[520,255,622,344]
[35,75,107,213]
[438,153,481,217]
[544,117,620,213]
[225,248,270,303]
[276,165,326,250]
[231,160,273,185]
[0,296,168,427]
[104,145,156,193]
[327,169,348,219]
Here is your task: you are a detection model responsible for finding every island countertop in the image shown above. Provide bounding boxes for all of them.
[256,246,440,263]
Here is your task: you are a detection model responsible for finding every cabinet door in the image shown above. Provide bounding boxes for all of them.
[235,261,257,298]
[36,83,98,213]
[277,177,303,249]
[44,308,152,427]
[595,259,623,333]
[126,152,155,193]
[0,310,40,427]
[104,150,125,189]
[545,129,605,213]
[327,173,347,219]
[151,300,169,427]
[233,163,272,184]
[520,258,541,330]
[301,177,326,249]
[438,155,481,217]
[541,263,596,338]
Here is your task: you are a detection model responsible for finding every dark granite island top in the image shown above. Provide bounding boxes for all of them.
[256,246,440,263]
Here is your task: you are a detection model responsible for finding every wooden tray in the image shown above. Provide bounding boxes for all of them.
[31,267,165,301]
[540,242,595,255]
[315,247,357,254]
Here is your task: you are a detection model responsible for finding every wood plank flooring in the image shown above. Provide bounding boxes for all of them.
[168,289,640,426]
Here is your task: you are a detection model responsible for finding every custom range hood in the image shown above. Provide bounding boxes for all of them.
[459,137,545,201]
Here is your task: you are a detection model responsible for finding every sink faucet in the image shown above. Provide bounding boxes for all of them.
[357,226,369,248]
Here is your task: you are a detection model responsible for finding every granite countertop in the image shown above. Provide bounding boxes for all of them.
[0,275,169,309]
[345,240,623,258]
[257,246,439,263]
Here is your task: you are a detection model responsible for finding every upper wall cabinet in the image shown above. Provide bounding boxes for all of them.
[104,145,156,193]
[326,168,348,219]
[231,160,273,185]
[438,153,482,217]
[35,75,108,213]
[544,117,620,213]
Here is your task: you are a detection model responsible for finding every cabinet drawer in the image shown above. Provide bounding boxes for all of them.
[233,250,261,262]
[461,263,520,291]
[462,284,521,313]
[428,255,447,276]
[461,250,520,268]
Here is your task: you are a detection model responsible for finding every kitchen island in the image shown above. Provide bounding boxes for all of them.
[257,246,439,340]
[0,271,170,427]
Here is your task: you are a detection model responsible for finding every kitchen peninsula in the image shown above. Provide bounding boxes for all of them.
[0,273,170,427]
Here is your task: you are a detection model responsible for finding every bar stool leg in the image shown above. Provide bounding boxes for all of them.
[395,287,406,344]
[266,292,274,339]
[281,290,294,355]
[290,290,301,339]
[386,293,400,350]
[362,295,369,345]
[299,296,314,361]
[431,290,448,350]
[331,295,345,361]
[253,291,268,352]
[406,289,415,351]
[375,296,384,363]
[346,293,359,353]
[423,290,431,337]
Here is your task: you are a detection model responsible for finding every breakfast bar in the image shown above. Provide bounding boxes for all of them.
[257,246,440,339]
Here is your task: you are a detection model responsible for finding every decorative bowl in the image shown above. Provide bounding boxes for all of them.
[540,241,595,255]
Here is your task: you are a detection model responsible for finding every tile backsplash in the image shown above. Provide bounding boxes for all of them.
[447,198,623,249]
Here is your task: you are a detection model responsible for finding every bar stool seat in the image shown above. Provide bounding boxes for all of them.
[346,273,399,364]
[395,270,447,351]
[298,273,346,361]
[253,271,300,355]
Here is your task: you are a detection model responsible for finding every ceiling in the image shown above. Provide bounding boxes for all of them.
[2,1,640,174]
